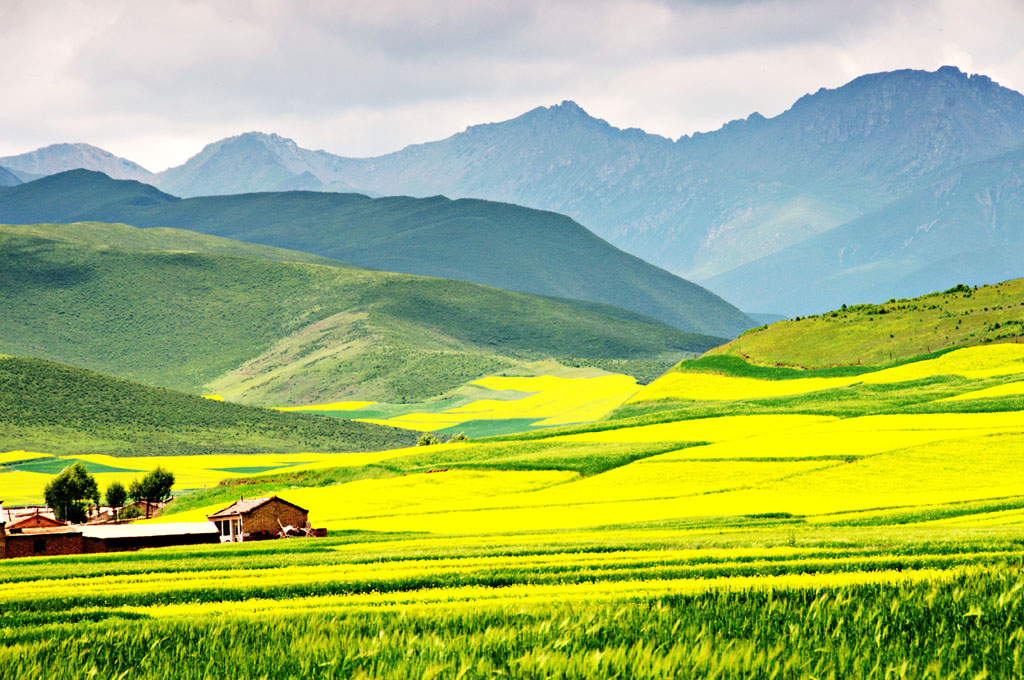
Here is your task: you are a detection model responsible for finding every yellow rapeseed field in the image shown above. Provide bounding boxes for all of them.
[630,344,1024,403]
[362,374,640,431]
[938,380,1024,402]
[553,414,835,443]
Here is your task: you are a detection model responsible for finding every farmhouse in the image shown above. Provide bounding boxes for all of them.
[0,520,220,559]
[7,509,66,531]
[207,496,314,542]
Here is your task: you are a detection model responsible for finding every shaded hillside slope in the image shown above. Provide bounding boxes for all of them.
[0,223,720,405]
[0,355,417,456]
[0,171,753,338]
[0,166,20,187]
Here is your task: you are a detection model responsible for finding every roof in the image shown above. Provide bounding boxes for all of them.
[207,495,308,519]
[8,513,65,529]
[6,527,81,536]
[78,522,218,539]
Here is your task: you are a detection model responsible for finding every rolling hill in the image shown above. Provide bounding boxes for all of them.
[0,354,417,456]
[708,279,1024,369]
[0,171,754,338]
[0,222,720,405]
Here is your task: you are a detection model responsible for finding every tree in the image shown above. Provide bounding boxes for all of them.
[43,462,99,523]
[129,467,176,518]
[417,434,440,446]
[106,481,127,520]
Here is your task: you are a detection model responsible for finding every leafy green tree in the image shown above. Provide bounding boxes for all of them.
[106,481,127,520]
[448,432,469,442]
[129,467,176,518]
[43,462,99,523]
[417,434,441,446]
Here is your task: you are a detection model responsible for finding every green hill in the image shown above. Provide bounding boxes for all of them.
[0,355,417,456]
[0,170,754,338]
[0,222,720,405]
[707,279,1024,369]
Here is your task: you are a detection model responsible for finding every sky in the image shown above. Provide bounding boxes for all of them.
[2,0,1024,172]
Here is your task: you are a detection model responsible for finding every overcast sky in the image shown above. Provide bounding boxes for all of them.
[2,0,1023,171]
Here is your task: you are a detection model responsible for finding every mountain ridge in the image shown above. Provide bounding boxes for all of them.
[7,66,1024,315]
[0,143,156,183]
[0,170,754,338]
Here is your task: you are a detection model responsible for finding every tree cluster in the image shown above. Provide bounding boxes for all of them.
[43,463,176,523]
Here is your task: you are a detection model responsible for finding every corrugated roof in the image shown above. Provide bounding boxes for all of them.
[78,522,218,539]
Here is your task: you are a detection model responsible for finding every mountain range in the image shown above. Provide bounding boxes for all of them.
[6,66,1024,314]
[0,170,753,338]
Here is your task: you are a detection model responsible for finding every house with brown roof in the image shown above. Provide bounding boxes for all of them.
[207,496,314,543]
[7,510,66,531]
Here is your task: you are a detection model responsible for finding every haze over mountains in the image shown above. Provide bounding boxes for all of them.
[6,66,1024,314]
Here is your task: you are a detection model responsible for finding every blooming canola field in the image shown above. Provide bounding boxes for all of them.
[5,342,1024,678]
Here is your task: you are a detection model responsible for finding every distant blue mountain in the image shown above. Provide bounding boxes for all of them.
[0,166,21,187]
[9,67,1024,315]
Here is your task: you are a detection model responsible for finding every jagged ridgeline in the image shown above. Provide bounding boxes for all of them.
[0,355,418,456]
[0,171,754,338]
[0,222,721,406]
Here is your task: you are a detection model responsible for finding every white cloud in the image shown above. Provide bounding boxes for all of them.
[0,0,1022,170]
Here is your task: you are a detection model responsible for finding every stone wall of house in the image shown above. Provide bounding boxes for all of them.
[243,500,309,538]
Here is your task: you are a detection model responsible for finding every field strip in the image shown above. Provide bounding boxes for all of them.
[2,546,1014,604]
[631,345,1024,403]
[110,567,971,619]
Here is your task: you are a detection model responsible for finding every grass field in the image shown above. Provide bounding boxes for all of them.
[0,222,712,406]
[4,294,1024,676]
[716,279,1024,368]
[1,526,1022,678]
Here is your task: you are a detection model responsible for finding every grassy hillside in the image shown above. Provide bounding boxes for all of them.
[707,279,1024,369]
[0,222,719,405]
[0,355,417,456]
[0,171,755,338]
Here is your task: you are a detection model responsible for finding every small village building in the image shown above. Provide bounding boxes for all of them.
[207,496,312,543]
[0,525,83,559]
[7,510,66,531]
[78,522,219,552]
[1,520,219,559]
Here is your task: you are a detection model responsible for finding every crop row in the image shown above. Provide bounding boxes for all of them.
[0,567,1022,679]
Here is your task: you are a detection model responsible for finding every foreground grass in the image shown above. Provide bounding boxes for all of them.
[0,525,1022,679]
